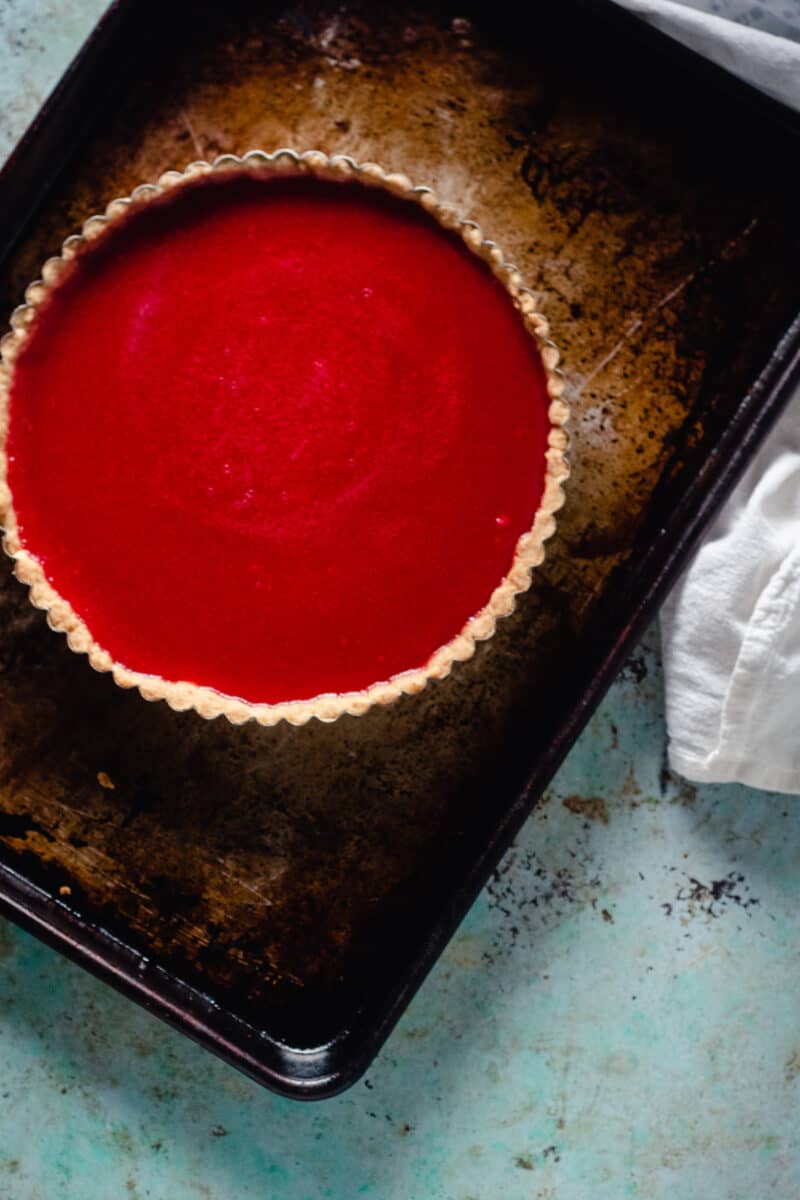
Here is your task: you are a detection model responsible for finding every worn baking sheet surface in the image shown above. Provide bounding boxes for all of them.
[0,2,798,1048]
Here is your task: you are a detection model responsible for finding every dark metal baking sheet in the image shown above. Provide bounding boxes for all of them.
[0,0,799,1099]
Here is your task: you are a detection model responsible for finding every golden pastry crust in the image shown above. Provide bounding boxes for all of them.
[0,148,569,727]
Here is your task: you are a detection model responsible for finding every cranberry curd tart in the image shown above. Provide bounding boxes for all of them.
[0,149,569,726]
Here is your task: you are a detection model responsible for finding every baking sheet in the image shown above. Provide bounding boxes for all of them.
[0,0,799,1096]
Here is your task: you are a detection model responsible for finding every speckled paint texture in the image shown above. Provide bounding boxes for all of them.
[1,3,800,1197]
[0,0,107,163]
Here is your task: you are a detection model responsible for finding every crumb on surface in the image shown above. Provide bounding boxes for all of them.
[59,885,71,896]
[97,771,115,790]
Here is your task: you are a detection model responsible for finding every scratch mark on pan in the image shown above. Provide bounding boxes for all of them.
[572,216,760,399]
[213,858,276,906]
[180,109,204,158]
[573,276,695,399]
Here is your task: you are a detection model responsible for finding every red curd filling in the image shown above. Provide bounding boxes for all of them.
[7,174,550,705]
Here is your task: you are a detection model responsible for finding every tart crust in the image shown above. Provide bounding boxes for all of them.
[0,149,569,727]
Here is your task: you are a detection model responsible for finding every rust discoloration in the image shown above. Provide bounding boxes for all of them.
[0,2,797,1026]
[622,768,642,799]
[562,796,609,825]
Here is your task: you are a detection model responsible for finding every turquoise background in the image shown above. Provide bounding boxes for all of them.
[1,5,799,1196]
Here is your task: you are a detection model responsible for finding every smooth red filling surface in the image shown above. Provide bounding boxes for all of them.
[8,175,549,704]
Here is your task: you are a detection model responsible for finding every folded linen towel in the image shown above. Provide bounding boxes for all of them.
[614,0,800,791]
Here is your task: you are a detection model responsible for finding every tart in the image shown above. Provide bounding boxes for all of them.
[0,150,568,726]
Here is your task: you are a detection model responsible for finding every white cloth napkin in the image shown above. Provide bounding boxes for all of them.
[613,0,800,792]
[615,0,800,109]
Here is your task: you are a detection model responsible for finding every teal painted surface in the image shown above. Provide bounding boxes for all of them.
[0,0,108,165]
[2,8,800,1196]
